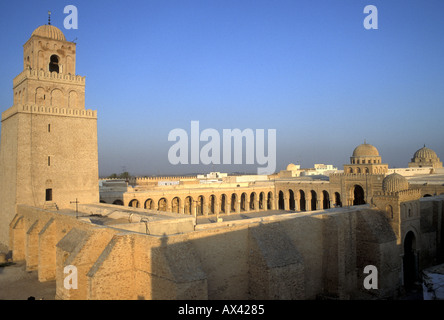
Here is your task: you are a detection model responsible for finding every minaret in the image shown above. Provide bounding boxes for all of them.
[0,22,99,246]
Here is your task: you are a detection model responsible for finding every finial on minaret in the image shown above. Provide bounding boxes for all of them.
[364,139,367,144]
[48,11,51,25]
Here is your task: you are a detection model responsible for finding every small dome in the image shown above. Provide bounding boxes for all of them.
[413,146,438,161]
[382,173,409,193]
[352,143,380,157]
[286,163,299,171]
[31,25,66,41]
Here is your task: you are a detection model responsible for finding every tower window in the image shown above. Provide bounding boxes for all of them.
[49,55,60,73]
[48,156,51,166]
[48,124,51,132]
[45,188,53,201]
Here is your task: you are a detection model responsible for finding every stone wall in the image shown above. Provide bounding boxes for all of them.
[8,201,424,300]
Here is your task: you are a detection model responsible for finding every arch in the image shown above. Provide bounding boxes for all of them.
[158,198,167,211]
[289,189,295,211]
[267,192,273,210]
[144,198,154,210]
[197,195,205,215]
[49,54,60,73]
[249,192,256,211]
[100,200,106,204]
[184,196,193,215]
[356,167,361,174]
[278,190,285,210]
[112,199,123,206]
[349,168,353,174]
[220,194,227,214]
[353,185,365,205]
[259,192,265,210]
[403,231,418,290]
[240,193,247,212]
[364,167,369,174]
[299,190,306,211]
[128,199,139,208]
[51,88,64,107]
[209,195,216,215]
[311,190,317,210]
[35,87,46,105]
[334,192,342,207]
[386,205,393,219]
[322,190,330,209]
[231,193,237,213]
[68,90,78,108]
[172,197,180,213]
[423,194,432,198]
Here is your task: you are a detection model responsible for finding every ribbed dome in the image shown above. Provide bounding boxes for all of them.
[352,143,380,157]
[382,173,409,193]
[31,25,66,41]
[413,146,438,161]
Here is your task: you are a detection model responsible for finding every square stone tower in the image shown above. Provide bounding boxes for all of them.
[0,24,99,246]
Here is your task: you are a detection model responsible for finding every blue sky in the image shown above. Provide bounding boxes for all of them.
[0,0,443,176]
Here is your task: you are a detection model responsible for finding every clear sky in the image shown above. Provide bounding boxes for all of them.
[0,0,443,177]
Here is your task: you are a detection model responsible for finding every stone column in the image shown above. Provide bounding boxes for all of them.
[203,201,208,216]
[236,200,241,213]
[227,199,231,214]
[306,195,312,211]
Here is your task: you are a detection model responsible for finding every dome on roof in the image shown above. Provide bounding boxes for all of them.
[352,143,380,157]
[31,25,66,41]
[413,146,438,161]
[382,173,409,193]
[286,163,300,171]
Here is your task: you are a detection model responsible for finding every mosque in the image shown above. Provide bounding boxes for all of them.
[0,22,444,300]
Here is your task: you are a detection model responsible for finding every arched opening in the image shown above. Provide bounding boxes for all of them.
[322,190,330,209]
[289,190,295,211]
[353,185,366,205]
[158,198,167,211]
[403,231,418,290]
[144,198,154,210]
[311,190,317,210]
[334,192,342,207]
[220,194,227,214]
[267,192,273,210]
[209,195,216,214]
[49,54,60,73]
[299,190,306,211]
[128,199,139,208]
[259,192,265,210]
[278,191,285,210]
[386,205,393,219]
[197,196,204,215]
[423,194,432,198]
[250,192,256,211]
[184,196,192,215]
[172,197,180,213]
[100,200,106,204]
[240,193,247,212]
[231,194,237,213]
[112,199,123,206]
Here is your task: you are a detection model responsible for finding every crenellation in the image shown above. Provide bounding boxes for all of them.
[13,68,85,88]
